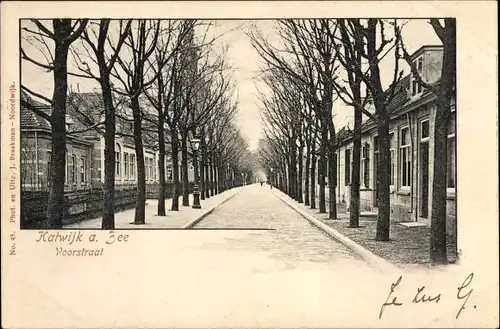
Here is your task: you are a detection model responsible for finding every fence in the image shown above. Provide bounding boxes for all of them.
[21,182,196,229]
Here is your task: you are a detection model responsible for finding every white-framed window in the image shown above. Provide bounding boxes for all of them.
[345,148,351,185]
[167,167,173,181]
[130,154,135,180]
[80,156,86,183]
[420,119,430,140]
[70,154,77,183]
[389,132,395,186]
[124,153,129,179]
[399,126,412,188]
[115,143,121,178]
[447,114,456,190]
[411,56,424,96]
[154,158,157,181]
[65,152,68,183]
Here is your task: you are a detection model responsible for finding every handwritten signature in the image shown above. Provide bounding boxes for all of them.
[379,273,474,319]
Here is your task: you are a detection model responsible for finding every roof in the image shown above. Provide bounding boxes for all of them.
[410,45,443,60]
[20,90,51,130]
[337,73,433,145]
[67,92,104,138]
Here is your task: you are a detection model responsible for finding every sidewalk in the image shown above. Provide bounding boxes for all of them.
[65,187,243,229]
[272,188,457,269]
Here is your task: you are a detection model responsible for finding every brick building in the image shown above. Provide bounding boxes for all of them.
[20,90,194,193]
[332,45,456,236]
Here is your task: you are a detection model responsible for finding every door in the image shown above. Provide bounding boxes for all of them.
[420,141,429,218]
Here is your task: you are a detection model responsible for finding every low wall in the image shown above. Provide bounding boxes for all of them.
[20,182,196,228]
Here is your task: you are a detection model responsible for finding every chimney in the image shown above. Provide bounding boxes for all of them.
[77,83,80,93]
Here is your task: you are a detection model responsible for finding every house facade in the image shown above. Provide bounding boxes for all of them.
[20,90,194,193]
[333,45,457,237]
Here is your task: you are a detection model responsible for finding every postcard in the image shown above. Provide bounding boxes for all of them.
[1,1,498,328]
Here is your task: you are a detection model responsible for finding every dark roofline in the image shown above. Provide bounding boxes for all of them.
[21,127,93,146]
[410,44,443,60]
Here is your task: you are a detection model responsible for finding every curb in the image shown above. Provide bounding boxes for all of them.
[271,189,399,274]
[183,187,245,229]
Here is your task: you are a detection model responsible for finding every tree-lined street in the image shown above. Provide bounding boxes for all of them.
[20,18,456,266]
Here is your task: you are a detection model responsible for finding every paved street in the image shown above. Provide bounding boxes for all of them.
[140,183,390,327]
[194,184,369,268]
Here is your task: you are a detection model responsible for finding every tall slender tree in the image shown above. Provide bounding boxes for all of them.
[399,19,456,263]
[21,19,88,228]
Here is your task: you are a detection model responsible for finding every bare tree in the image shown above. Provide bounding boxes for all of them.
[176,36,232,206]
[69,19,132,229]
[331,19,373,228]
[110,19,166,225]
[333,19,403,241]
[399,19,456,263]
[144,20,196,215]
[250,19,341,219]
[21,19,88,228]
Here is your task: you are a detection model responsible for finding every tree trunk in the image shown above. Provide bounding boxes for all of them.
[205,157,210,198]
[171,126,180,211]
[210,159,215,196]
[297,145,304,203]
[327,145,337,219]
[200,137,206,200]
[99,68,116,229]
[350,105,362,227]
[430,18,455,265]
[217,166,222,193]
[318,129,328,213]
[375,117,391,240]
[181,134,189,206]
[430,107,450,263]
[45,42,69,229]
[132,96,146,225]
[304,142,310,206]
[289,142,297,200]
[310,150,317,209]
[364,19,391,241]
[157,83,166,216]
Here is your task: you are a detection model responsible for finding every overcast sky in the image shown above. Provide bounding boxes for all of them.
[21,19,441,151]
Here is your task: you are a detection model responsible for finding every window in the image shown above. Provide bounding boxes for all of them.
[412,57,424,96]
[65,153,68,183]
[115,144,121,178]
[47,151,52,185]
[421,120,430,139]
[154,158,157,181]
[146,157,152,181]
[80,157,86,183]
[447,114,456,189]
[130,154,135,179]
[167,167,173,181]
[67,154,76,183]
[399,127,411,188]
[389,133,395,186]
[362,143,370,188]
[124,153,129,179]
[148,158,152,181]
[345,149,351,185]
